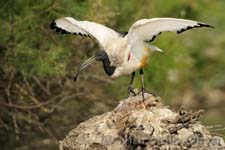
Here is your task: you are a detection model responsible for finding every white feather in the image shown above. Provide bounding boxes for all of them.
[126,18,213,55]
[146,44,164,52]
[53,17,120,49]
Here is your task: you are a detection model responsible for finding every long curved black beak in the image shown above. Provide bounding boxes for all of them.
[74,55,98,82]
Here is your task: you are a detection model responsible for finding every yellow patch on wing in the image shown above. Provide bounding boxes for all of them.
[140,55,149,67]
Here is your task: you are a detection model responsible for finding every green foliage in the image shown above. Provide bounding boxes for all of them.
[0,0,90,77]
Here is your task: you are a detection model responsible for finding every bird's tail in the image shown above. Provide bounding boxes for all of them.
[146,44,164,52]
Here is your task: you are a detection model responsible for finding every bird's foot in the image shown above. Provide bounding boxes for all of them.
[128,86,137,97]
[138,88,156,101]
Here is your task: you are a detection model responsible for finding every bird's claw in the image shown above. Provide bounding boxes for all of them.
[138,88,156,101]
[128,86,136,97]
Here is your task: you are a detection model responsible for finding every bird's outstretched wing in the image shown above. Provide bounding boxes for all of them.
[50,17,120,49]
[126,18,213,50]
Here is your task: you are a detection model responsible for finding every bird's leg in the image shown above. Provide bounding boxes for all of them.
[140,68,145,100]
[139,69,156,100]
[128,71,136,96]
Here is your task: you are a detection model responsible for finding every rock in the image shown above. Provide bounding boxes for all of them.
[59,93,225,150]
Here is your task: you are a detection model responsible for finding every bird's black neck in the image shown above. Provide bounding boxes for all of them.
[101,56,116,76]
[95,51,116,76]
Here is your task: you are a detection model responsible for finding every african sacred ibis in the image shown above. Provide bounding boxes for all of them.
[50,17,213,99]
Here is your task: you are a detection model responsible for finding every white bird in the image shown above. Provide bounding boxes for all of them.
[50,17,213,99]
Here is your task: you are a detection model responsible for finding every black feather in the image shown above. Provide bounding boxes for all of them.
[145,32,162,42]
[50,21,56,29]
[61,29,68,34]
[119,31,128,37]
[197,23,214,28]
[149,35,156,42]
[56,28,61,33]
[177,23,214,34]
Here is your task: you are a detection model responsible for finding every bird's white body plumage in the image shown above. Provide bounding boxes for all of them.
[51,17,213,78]
[104,38,140,78]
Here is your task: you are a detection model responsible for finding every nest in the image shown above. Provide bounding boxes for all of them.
[59,93,225,150]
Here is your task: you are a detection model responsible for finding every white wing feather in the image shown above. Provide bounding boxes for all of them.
[126,18,213,52]
[50,17,120,49]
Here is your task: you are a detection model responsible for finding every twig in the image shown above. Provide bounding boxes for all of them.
[14,83,51,112]
[209,127,225,132]
[47,79,51,92]
[0,118,9,130]
[32,76,51,96]
[0,93,64,110]
[48,93,84,113]
[83,87,97,100]
[206,125,223,129]
[5,69,14,105]
[19,112,44,129]
[88,74,115,84]
[23,77,35,97]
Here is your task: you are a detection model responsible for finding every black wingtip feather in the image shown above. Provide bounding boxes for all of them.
[50,21,70,34]
[177,22,214,34]
[49,20,92,37]
[56,28,61,33]
[50,21,56,29]
[61,29,67,34]
[197,23,215,29]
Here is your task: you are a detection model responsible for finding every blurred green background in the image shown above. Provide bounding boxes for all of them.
[0,0,224,149]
